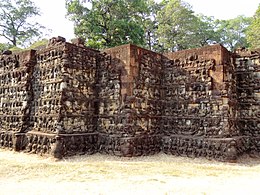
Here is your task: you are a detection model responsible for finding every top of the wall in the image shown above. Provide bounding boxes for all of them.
[37,37,100,54]
[103,43,163,57]
[234,47,260,58]
[164,44,231,65]
[0,49,36,66]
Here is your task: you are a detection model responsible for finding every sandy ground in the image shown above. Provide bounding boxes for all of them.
[1,149,260,195]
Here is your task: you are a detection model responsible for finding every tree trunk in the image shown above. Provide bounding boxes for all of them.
[12,37,17,46]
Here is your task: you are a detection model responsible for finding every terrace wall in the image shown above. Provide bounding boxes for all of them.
[0,38,259,161]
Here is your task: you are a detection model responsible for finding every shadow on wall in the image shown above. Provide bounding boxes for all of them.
[0,37,259,162]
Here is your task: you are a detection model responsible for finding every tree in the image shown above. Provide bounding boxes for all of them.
[156,0,199,51]
[215,16,252,51]
[246,4,260,49]
[140,0,160,51]
[66,0,256,52]
[193,14,219,47]
[0,0,44,47]
[66,0,153,49]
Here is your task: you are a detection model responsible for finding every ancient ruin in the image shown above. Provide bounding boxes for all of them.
[0,37,259,161]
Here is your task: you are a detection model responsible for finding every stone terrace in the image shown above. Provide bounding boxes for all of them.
[0,37,259,161]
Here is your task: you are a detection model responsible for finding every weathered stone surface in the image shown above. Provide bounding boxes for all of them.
[0,37,259,161]
[0,50,36,151]
[234,48,260,156]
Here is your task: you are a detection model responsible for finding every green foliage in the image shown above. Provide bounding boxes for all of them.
[139,0,160,50]
[156,0,225,52]
[9,46,23,52]
[246,4,260,49]
[0,39,47,53]
[0,0,45,47]
[157,0,200,51]
[66,0,154,49]
[193,14,219,47]
[0,43,12,51]
[65,0,257,52]
[27,39,48,50]
[215,15,252,51]
[157,0,252,52]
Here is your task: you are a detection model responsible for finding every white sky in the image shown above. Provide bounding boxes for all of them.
[1,0,260,44]
[184,0,260,19]
[32,0,75,41]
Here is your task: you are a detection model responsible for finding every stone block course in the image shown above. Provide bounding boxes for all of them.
[0,37,259,161]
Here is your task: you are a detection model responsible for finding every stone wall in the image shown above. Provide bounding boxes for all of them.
[0,37,259,161]
[234,48,260,156]
[0,50,36,151]
[26,38,100,157]
[162,44,244,161]
[98,45,162,156]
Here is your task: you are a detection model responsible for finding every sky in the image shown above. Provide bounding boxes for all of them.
[184,0,260,19]
[2,0,260,44]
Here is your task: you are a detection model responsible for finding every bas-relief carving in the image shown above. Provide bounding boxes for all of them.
[0,38,259,162]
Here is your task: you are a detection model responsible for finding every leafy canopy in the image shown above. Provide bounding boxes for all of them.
[215,15,252,51]
[157,0,199,51]
[0,0,45,47]
[66,0,153,49]
[246,4,260,49]
[0,43,12,51]
[66,0,258,52]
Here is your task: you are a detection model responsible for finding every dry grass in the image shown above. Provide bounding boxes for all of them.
[1,149,260,194]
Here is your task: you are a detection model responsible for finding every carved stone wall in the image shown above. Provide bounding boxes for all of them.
[26,39,100,157]
[0,37,259,161]
[162,45,245,161]
[98,45,162,156]
[0,50,36,151]
[234,49,260,156]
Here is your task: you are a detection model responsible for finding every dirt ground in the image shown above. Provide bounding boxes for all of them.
[1,149,260,195]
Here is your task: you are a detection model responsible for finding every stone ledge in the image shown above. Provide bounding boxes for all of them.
[0,131,27,151]
[25,131,99,158]
[98,134,162,157]
[162,135,248,162]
